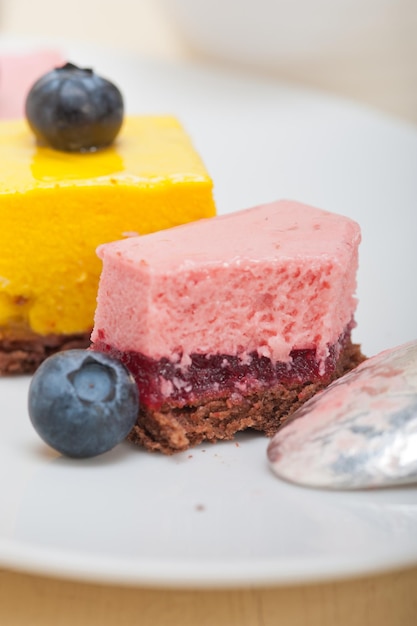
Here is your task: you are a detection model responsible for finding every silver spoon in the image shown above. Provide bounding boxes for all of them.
[267,340,417,489]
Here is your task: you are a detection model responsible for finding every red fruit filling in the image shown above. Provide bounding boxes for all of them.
[92,329,350,411]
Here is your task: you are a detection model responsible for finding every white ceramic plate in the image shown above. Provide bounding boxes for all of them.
[0,39,416,589]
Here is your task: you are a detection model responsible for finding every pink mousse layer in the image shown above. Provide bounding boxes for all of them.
[0,50,63,119]
[91,200,360,366]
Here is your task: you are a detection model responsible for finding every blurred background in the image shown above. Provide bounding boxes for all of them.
[1,0,416,124]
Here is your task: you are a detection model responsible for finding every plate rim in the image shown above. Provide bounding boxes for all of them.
[1,536,417,589]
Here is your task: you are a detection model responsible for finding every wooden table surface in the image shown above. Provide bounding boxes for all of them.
[0,2,416,624]
[0,566,416,625]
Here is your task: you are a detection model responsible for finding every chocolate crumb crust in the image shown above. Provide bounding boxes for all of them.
[128,338,366,455]
[0,331,91,375]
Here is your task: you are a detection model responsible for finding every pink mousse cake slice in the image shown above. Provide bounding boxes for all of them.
[0,49,63,119]
[91,199,365,454]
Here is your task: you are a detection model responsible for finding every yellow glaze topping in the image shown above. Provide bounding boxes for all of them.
[0,116,216,336]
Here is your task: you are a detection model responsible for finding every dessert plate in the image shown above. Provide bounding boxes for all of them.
[0,38,416,588]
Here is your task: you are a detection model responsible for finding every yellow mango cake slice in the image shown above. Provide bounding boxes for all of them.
[0,116,215,373]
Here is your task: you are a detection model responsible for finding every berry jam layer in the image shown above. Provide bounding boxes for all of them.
[92,327,359,411]
[93,330,365,454]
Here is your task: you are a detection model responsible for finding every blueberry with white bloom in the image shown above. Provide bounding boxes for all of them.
[25,62,124,152]
[28,349,139,458]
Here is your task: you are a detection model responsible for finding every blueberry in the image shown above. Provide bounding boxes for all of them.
[28,350,139,458]
[25,62,124,152]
